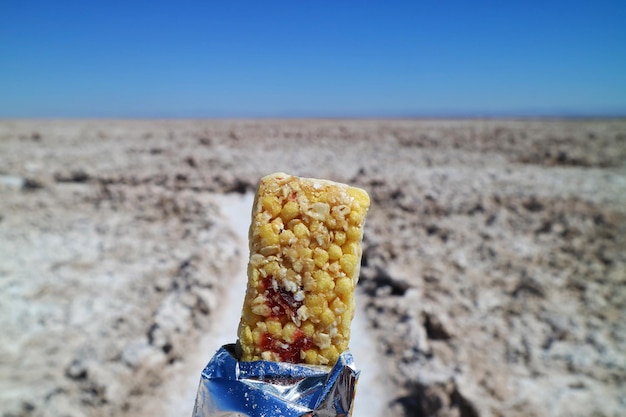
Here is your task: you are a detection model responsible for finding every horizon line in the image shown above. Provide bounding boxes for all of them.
[2,113,626,121]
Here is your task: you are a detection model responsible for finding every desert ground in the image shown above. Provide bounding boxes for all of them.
[1,119,625,417]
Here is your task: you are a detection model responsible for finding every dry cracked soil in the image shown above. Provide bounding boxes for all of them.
[1,119,625,417]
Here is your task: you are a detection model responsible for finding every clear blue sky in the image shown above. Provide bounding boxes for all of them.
[1,1,625,118]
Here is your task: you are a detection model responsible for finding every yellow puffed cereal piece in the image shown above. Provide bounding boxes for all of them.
[340,254,359,276]
[328,243,343,261]
[301,322,315,337]
[313,270,334,293]
[267,320,282,338]
[258,223,278,246]
[261,195,282,218]
[293,222,309,239]
[237,172,370,366]
[335,277,354,301]
[321,345,339,365]
[313,247,330,268]
[281,201,300,221]
[304,349,318,365]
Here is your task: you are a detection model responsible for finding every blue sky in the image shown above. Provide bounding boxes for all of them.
[1,1,625,118]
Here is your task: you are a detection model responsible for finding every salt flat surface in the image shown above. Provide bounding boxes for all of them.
[3,119,624,417]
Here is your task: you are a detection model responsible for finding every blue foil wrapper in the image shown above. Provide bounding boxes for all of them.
[192,344,360,417]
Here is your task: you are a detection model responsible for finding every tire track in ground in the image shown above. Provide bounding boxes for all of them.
[186,192,388,416]
[160,192,253,417]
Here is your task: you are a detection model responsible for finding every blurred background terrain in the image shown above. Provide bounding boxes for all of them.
[1,119,625,417]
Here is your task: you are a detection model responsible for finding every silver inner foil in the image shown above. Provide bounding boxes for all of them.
[192,344,359,417]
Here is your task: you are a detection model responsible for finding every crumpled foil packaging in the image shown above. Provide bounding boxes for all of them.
[192,344,360,417]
